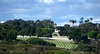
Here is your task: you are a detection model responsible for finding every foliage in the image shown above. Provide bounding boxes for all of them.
[81,33,90,44]
[8,29,17,40]
[26,38,56,46]
[41,28,53,37]
[0,44,69,54]
[25,26,35,37]
[69,28,82,43]
[79,22,97,34]
[35,27,42,37]
[87,31,99,39]
[77,40,95,52]
[0,24,17,40]
[0,39,17,45]
[5,19,54,37]
[44,50,70,54]
[57,24,72,36]
[97,33,100,39]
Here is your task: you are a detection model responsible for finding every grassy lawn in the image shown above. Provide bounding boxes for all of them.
[45,40,77,49]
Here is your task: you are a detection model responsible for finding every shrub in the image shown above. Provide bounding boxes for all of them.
[44,50,70,54]
[0,39,17,45]
[97,33,100,39]
[26,38,56,46]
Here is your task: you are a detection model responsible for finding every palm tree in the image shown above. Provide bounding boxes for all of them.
[87,19,89,22]
[90,17,93,21]
[90,17,93,23]
[70,20,76,26]
[80,17,84,24]
[79,21,82,24]
[74,20,76,26]
[85,20,87,23]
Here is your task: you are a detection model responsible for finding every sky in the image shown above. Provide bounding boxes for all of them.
[0,0,100,26]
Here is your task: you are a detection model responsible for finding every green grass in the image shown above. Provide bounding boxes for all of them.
[45,40,77,49]
[17,37,29,41]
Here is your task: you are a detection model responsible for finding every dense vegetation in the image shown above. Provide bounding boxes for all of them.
[5,19,54,37]
[0,44,70,54]
[0,24,17,41]
[0,18,100,53]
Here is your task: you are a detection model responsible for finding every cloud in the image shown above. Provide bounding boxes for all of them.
[93,19,100,21]
[57,22,80,26]
[84,3,100,10]
[11,8,29,13]
[92,19,100,23]
[57,22,71,26]
[43,0,54,4]
[45,8,53,14]
[58,0,66,2]
[79,0,86,3]
[1,21,4,23]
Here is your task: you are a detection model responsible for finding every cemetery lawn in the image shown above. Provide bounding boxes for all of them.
[17,37,77,49]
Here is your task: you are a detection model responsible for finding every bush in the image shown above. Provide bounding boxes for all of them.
[44,50,70,54]
[77,40,95,52]
[97,33,100,39]
[26,38,56,46]
[0,39,17,45]
[0,50,8,54]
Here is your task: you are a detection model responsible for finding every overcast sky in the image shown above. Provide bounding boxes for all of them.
[0,0,100,26]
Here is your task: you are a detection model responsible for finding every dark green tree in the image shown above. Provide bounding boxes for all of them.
[41,28,53,37]
[69,28,82,43]
[97,33,100,39]
[35,27,42,37]
[0,24,17,40]
[87,31,99,39]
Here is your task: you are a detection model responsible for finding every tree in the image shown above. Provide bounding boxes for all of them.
[90,17,93,21]
[69,28,82,43]
[41,20,54,28]
[70,20,76,26]
[85,20,88,23]
[85,19,89,23]
[0,24,17,40]
[26,26,35,37]
[77,40,94,52]
[79,22,96,34]
[18,29,26,36]
[57,25,72,36]
[80,17,84,24]
[8,29,17,40]
[87,31,100,53]
[41,28,53,37]
[35,27,42,37]
[79,21,82,24]
[97,33,100,39]
[87,31,99,39]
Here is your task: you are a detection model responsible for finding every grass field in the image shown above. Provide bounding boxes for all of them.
[45,40,77,49]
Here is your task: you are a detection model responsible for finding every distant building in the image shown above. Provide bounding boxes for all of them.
[52,23,60,36]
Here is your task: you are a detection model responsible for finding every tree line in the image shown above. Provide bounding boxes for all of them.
[4,19,54,37]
